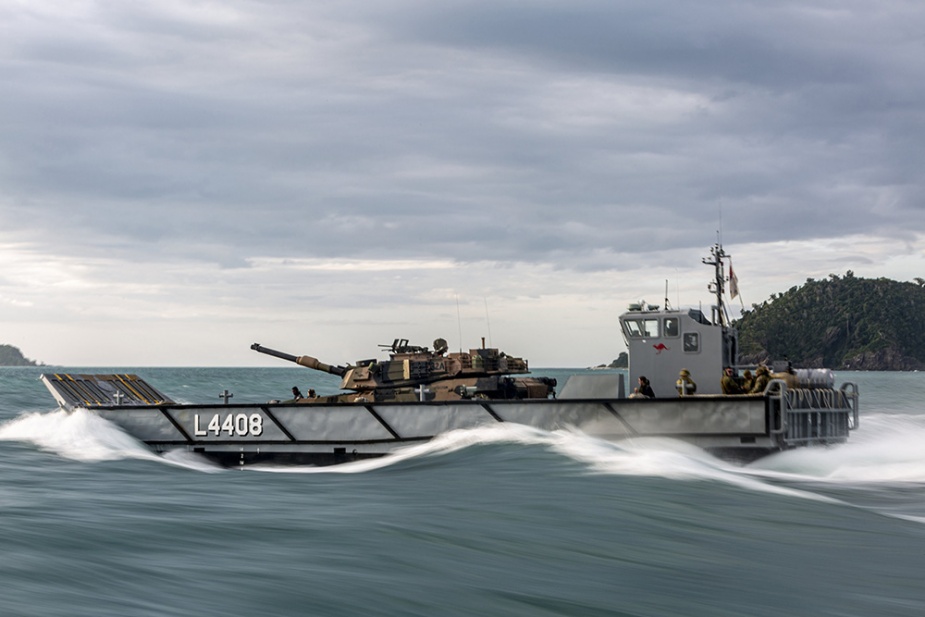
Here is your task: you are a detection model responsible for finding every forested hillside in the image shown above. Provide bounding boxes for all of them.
[735,272,925,370]
[0,344,38,366]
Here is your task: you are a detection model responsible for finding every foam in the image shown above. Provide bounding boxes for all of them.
[748,414,925,483]
[0,409,220,471]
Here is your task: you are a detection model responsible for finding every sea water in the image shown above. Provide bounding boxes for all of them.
[2,367,925,617]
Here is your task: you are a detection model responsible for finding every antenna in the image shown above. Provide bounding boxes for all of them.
[483,297,493,347]
[675,268,681,310]
[664,279,671,311]
[455,294,463,353]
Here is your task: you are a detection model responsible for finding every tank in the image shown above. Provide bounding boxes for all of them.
[251,338,557,403]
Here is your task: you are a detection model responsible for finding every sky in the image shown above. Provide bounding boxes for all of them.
[2,0,924,368]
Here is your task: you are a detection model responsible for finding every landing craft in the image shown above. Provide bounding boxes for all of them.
[40,243,859,467]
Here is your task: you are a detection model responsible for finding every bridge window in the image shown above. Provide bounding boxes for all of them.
[664,317,679,337]
[683,332,700,352]
[623,318,660,339]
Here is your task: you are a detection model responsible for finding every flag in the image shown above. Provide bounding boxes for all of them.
[729,260,739,299]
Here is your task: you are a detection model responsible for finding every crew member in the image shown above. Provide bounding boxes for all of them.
[631,375,655,398]
[748,365,771,394]
[291,386,304,400]
[721,367,744,394]
[741,369,754,392]
[676,369,697,396]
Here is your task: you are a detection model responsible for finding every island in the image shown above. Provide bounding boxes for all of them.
[0,344,40,366]
[735,272,925,370]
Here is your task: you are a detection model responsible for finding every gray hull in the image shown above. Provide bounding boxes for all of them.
[92,395,852,467]
[40,373,858,467]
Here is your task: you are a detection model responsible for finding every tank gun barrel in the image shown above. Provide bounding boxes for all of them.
[250,343,346,377]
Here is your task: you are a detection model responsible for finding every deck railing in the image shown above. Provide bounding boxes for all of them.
[766,379,858,446]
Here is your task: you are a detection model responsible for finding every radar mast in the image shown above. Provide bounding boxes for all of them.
[702,242,730,328]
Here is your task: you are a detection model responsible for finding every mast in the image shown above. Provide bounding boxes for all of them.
[702,243,730,327]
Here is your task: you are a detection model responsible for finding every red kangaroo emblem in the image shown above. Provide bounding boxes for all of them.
[653,343,670,354]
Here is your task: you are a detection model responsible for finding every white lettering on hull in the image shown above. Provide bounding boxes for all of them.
[193,413,264,437]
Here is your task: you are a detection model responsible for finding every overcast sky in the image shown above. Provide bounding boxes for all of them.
[2,0,924,367]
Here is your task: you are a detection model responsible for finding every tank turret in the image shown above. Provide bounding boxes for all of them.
[251,338,556,403]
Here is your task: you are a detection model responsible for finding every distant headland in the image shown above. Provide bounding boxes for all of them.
[736,272,925,371]
[0,344,40,366]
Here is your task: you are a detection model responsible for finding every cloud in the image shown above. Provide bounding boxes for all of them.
[1,0,924,365]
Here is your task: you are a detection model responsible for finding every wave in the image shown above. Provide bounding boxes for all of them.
[747,413,925,484]
[6,407,925,493]
[0,409,221,472]
[252,425,837,503]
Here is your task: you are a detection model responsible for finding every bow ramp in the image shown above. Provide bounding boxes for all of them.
[41,374,174,411]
